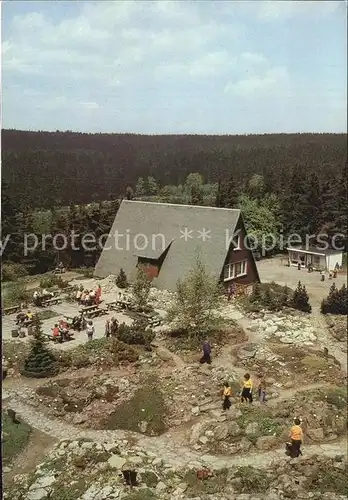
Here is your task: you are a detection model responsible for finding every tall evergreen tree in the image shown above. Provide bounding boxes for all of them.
[21,315,58,378]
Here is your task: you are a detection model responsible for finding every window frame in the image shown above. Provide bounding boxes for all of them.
[223,259,248,281]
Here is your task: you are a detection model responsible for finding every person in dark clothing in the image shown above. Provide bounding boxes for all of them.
[200,339,212,364]
[287,418,303,458]
[222,382,232,410]
[241,373,253,403]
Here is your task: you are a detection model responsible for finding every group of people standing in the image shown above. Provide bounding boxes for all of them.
[221,372,266,409]
[33,289,54,306]
[75,285,102,306]
[201,340,303,458]
[105,317,119,337]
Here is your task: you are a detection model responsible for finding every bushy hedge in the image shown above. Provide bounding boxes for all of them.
[247,281,311,313]
[117,319,155,346]
[39,275,69,289]
[321,283,347,315]
[115,268,128,288]
[2,263,28,282]
[3,283,31,308]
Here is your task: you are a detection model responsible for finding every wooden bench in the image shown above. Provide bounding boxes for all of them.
[87,308,108,319]
[116,300,136,311]
[42,297,62,307]
[148,317,163,328]
[53,268,66,274]
[3,305,22,315]
[106,301,122,311]
[80,305,98,313]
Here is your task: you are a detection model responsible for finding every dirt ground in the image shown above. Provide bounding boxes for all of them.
[257,256,346,304]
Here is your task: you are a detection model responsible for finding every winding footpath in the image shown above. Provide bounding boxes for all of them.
[3,388,347,470]
[3,297,347,471]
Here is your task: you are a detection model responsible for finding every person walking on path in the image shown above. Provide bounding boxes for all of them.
[200,339,212,364]
[287,418,303,458]
[241,373,253,403]
[257,373,267,403]
[105,319,111,338]
[222,382,232,410]
[86,320,95,341]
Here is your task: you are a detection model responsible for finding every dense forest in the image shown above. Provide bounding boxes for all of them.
[1,130,347,277]
[2,130,346,209]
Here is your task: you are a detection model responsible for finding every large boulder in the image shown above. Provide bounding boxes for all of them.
[255,436,279,450]
[307,428,325,441]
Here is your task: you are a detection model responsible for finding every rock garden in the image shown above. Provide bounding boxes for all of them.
[2,264,347,500]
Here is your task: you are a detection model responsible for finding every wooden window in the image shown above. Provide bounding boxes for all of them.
[223,260,248,281]
[233,234,241,251]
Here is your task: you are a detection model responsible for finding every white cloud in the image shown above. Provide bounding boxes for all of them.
[255,0,342,21]
[2,0,345,133]
[225,66,289,97]
[79,101,99,110]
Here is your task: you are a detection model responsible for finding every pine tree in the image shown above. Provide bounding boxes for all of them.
[147,176,159,196]
[280,285,291,307]
[291,281,311,313]
[133,265,151,310]
[190,185,204,205]
[321,283,347,315]
[319,180,336,239]
[305,173,322,237]
[116,268,128,288]
[224,177,241,209]
[125,186,134,200]
[135,177,145,197]
[215,180,225,207]
[263,287,276,310]
[250,282,262,303]
[281,168,310,239]
[21,315,58,378]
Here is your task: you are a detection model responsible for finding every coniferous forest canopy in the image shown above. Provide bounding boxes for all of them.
[1,129,347,275]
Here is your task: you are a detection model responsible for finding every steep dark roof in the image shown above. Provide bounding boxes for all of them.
[95,200,241,290]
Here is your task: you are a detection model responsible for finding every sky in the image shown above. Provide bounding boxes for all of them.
[2,0,347,134]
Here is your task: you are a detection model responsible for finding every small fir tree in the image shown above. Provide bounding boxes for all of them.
[321,283,347,315]
[166,254,224,338]
[133,265,151,310]
[280,285,291,307]
[262,287,276,311]
[250,282,262,303]
[21,315,58,378]
[291,281,312,313]
[116,268,128,289]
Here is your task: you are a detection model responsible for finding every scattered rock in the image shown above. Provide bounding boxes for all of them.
[107,455,126,470]
[245,422,260,436]
[307,428,325,441]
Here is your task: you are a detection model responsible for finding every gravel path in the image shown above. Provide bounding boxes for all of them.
[3,391,347,470]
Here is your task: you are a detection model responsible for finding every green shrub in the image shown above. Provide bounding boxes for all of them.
[75,267,94,278]
[2,283,31,308]
[117,320,155,346]
[115,268,128,288]
[235,467,271,493]
[59,338,139,369]
[325,387,347,410]
[103,375,167,435]
[20,316,59,378]
[2,412,32,465]
[246,282,292,312]
[39,275,69,289]
[291,281,312,313]
[2,263,28,282]
[133,265,151,309]
[167,254,224,338]
[321,283,347,315]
